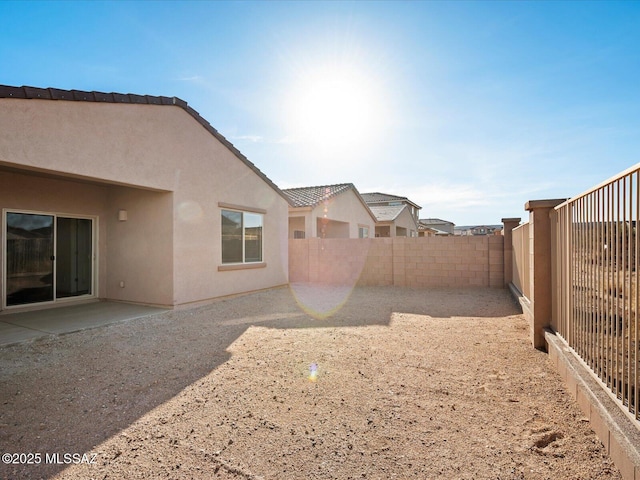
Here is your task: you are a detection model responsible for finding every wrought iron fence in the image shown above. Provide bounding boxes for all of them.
[552,165,639,421]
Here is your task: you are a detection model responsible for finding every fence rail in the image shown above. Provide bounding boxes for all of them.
[552,166,640,422]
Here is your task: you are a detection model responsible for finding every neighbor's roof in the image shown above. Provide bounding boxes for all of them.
[419,226,451,236]
[360,192,421,209]
[282,183,378,222]
[369,204,408,222]
[454,225,503,235]
[282,183,355,208]
[0,84,292,205]
[455,224,503,230]
[419,218,455,226]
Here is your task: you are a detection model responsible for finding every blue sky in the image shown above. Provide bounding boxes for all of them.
[1,1,639,226]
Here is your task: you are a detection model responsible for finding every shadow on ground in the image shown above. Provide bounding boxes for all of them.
[0,285,520,479]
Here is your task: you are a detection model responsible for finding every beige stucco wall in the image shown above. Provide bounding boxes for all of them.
[373,207,418,238]
[288,190,374,239]
[0,98,289,309]
[288,216,306,238]
[106,187,174,305]
[0,99,177,191]
[0,170,109,303]
[393,207,419,237]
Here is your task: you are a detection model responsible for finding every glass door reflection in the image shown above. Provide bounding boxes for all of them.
[5,213,55,306]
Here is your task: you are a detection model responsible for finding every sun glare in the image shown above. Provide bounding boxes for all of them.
[286,65,383,154]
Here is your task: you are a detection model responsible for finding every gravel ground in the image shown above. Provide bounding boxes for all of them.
[0,285,621,480]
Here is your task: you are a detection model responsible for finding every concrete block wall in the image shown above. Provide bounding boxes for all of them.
[288,238,310,282]
[311,238,370,285]
[360,238,393,286]
[545,330,640,480]
[289,236,504,288]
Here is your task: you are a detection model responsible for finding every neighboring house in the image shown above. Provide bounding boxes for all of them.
[418,218,455,236]
[360,192,421,237]
[455,225,503,236]
[0,85,290,312]
[368,204,418,238]
[282,183,376,239]
[418,218,455,237]
[418,226,439,237]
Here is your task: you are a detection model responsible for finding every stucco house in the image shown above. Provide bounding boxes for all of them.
[418,218,455,236]
[0,85,290,312]
[283,183,376,239]
[360,192,421,237]
[454,225,503,236]
[368,204,418,238]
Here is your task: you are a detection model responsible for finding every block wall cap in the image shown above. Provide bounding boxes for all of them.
[525,199,568,211]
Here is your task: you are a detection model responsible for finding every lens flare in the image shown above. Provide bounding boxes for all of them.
[309,363,318,382]
[290,284,355,320]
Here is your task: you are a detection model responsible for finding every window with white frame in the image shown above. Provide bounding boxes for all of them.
[358,226,369,238]
[221,209,263,264]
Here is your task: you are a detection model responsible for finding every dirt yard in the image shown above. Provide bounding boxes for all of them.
[0,286,621,479]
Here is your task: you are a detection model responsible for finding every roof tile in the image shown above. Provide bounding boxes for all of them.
[369,204,407,222]
[361,192,407,203]
[361,191,421,210]
[71,90,95,101]
[127,93,148,104]
[111,92,130,103]
[0,85,26,98]
[93,91,115,102]
[173,97,188,108]
[144,95,163,105]
[283,184,354,208]
[24,86,51,99]
[47,88,70,100]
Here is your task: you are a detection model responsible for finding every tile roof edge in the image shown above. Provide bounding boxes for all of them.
[281,183,354,208]
[360,191,422,210]
[281,183,377,222]
[0,84,293,206]
[282,182,353,192]
[351,185,379,224]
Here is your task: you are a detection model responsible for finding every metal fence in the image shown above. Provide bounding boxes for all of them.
[552,165,639,422]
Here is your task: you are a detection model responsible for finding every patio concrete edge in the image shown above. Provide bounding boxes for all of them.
[545,329,640,480]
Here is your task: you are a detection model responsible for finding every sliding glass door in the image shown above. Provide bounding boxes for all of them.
[5,213,55,306]
[55,217,93,299]
[4,211,94,307]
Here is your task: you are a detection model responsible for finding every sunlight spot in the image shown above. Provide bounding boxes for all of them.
[177,201,203,223]
[285,64,385,156]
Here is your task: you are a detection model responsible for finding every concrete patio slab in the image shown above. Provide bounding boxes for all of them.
[0,301,167,346]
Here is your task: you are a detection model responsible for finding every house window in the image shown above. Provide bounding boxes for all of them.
[221,210,263,264]
[358,226,369,238]
[293,230,306,239]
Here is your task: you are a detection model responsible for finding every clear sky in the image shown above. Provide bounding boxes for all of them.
[1,1,639,226]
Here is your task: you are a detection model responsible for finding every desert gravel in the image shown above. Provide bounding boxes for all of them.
[0,285,621,479]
